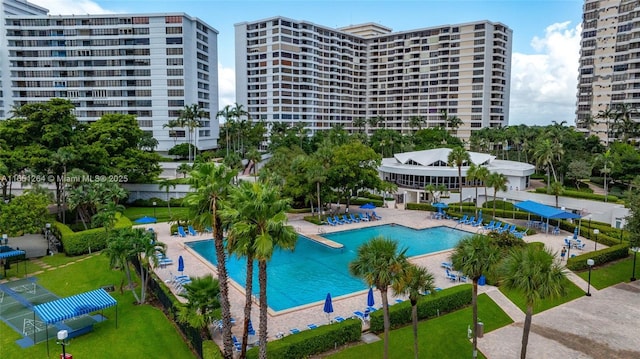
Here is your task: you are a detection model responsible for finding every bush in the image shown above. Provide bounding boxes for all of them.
[246,318,361,359]
[533,187,618,202]
[369,284,472,332]
[130,197,184,207]
[566,243,630,270]
[56,213,133,256]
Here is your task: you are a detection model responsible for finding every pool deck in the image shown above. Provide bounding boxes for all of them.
[143,205,640,358]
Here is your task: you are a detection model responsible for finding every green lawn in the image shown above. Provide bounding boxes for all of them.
[0,254,195,359]
[327,294,512,359]
[499,277,584,314]
[575,256,638,289]
[123,206,189,223]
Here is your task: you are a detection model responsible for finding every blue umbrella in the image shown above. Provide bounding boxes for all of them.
[134,216,157,224]
[367,287,375,308]
[573,227,578,240]
[178,255,184,275]
[360,203,376,209]
[323,293,334,323]
[432,202,448,209]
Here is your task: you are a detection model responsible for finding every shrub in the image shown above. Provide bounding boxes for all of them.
[246,318,361,359]
[533,187,618,202]
[566,243,630,270]
[369,284,472,332]
[56,213,133,256]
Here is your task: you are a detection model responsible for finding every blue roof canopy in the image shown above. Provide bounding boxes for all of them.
[0,250,25,259]
[514,200,581,219]
[33,288,116,324]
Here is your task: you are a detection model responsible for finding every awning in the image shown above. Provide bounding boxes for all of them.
[0,250,25,259]
[514,200,581,219]
[33,288,117,324]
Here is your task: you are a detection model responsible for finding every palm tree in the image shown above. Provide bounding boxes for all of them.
[408,116,425,133]
[447,147,471,213]
[158,179,177,217]
[549,180,563,208]
[350,236,408,359]
[163,118,182,147]
[245,147,262,177]
[442,111,463,136]
[132,228,166,304]
[183,163,235,359]
[450,234,501,359]
[476,166,490,207]
[594,149,614,202]
[176,163,192,178]
[223,180,297,359]
[353,117,367,133]
[177,274,221,338]
[179,104,206,163]
[392,264,435,359]
[103,231,135,295]
[466,163,481,217]
[486,172,508,217]
[216,104,234,156]
[500,245,566,359]
[533,138,560,188]
[595,105,616,146]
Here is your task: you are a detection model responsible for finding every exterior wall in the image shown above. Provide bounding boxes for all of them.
[235,17,512,142]
[0,3,219,151]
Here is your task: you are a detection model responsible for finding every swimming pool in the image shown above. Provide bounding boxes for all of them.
[187,225,469,312]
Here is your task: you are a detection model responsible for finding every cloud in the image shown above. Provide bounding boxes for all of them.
[510,21,581,126]
[28,0,115,15]
[218,63,236,111]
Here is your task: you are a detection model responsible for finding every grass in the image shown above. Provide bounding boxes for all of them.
[0,254,195,359]
[123,206,189,223]
[327,294,512,359]
[39,252,94,267]
[575,256,637,290]
[499,277,584,314]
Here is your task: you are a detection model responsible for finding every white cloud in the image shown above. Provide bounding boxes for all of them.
[218,63,236,112]
[28,0,114,15]
[510,21,581,126]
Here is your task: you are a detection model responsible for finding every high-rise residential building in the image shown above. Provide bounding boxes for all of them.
[576,0,640,144]
[235,16,512,141]
[0,0,219,152]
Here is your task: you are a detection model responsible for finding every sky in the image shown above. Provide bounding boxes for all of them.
[29,0,584,126]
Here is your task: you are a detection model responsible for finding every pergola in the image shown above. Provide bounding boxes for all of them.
[514,200,582,232]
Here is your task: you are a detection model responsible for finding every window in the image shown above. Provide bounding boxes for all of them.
[165,16,182,24]
[166,37,183,45]
[166,27,183,34]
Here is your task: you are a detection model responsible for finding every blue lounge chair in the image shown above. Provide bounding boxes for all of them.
[349,213,360,223]
[177,226,187,237]
[188,225,198,236]
[508,224,518,234]
[371,211,382,220]
[358,213,369,222]
[445,269,458,282]
[472,217,484,227]
[457,215,468,224]
[441,262,453,270]
[342,214,352,224]
[353,309,370,322]
[464,216,475,225]
[204,226,212,233]
[333,215,345,225]
[232,336,242,352]
[326,217,337,226]
[395,299,403,303]
[483,220,495,230]
[552,226,560,235]
[289,328,300,334]
[334,316,345,323]
[498,223,511,233]
[248,319,256,336]
[458,274,468,282]
[307,323,318,329]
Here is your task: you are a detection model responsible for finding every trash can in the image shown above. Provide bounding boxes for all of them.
[478,275,486,286]
[476,322,484,338]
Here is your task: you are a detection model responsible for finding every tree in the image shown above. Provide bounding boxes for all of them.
[594,149,614,202]
[566,160,592,190]
[392,264,435,359]
[184,162,236,359]
[177,163,192,178]
[350,236,408,359]
[177,274,221,338]
[408,116,425,133]
[0,192,50,236]
[217,105,235,156]
[533,138,562,189]
[466,163,481,217]
[179,104,206,163]
[486,172,508,217]
[450,234,501,359]
[500,245,565,359]
[168,143,197,160]
[222,180,297,359]
[353,117,367,133]
[245,147,262,177]
[549,180,564,208]
[448,147,471,213]
[441,110,463,136]
[595,105,616,146]
[159,179,177,217]
[327,141,384,207]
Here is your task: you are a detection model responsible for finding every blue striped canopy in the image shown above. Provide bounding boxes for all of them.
[33,288,116,324]
[0,250,25,259]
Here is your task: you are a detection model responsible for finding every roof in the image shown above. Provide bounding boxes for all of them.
[514,200,582,219]
[0,250,25,259]
[393,148,494,167]
[33,288,117,324]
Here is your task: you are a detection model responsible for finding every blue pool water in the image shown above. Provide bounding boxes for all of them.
[187,225,468,312]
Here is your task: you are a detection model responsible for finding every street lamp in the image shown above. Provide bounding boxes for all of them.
[45,223,51,255]
[503,197,507,214]
[566,236,571,260]
[593,229,600,251]
[57,329,69,358]
[631,247,639,282]
[586,258,595,296]
[152,201,157,219]
[2,233,7,246]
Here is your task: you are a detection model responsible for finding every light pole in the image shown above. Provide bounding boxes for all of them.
[588,215,592,240]
[45,223,51,255]
[503,197,507,215]
[57,329,69,358]
[631,247,639,282]
[566,236,571,260]
[152,201,157,219]
[593,229,600,251]
[2,233,7,246]
[586,258,595,296]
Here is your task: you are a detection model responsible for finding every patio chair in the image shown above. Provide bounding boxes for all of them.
[349,213,360,223]
[353,309,370,323]
[232,336,242,352]
[307,323,318,329]
[341,214,352,224]
[497,223,510,233]
[472,217,484,227]
[446,269,458,282]
[488,221,502,231]
[326,217,337,226]
[457,215,468,224]
[552,226,560,235]
[187,225,198,236]
[464,216,475,225]
[508,224,518,234]
[177,226,187,237]
[248,319,256,336]
[334,316,345,323]
[483,220,495,230]
[333,215,345,225]
[441,262,453,270]
[289,328,300,334]
[358,213,369,222]
[371,211,382,220]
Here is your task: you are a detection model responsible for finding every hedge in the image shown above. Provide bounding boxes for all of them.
[557,220,625,247]
[55,213,133,256]
[533,188,619,203]
[369,284,472,333]
[566,243,630,271]
[246,318,361,359]
[130,197,184,207]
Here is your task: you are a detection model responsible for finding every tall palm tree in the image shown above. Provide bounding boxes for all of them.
[177,274,221,339]
[447,147,471,213]
[132,227,166,304]
[533,138,560,188]
[350,236,408,359]
[450,234,501,359]
[179,104,206,163]
[158,179,177,217]
[223,180,297,359]
[500,246,566,359]
[103,230,135,295]
[595,105,616,146]
[466,163,481,217]
[594,149,614,202]
[475,166,490,207]
[216,105,234,156]
[183,163,235,359]
[486,172,508,217]
[549,180,563,208]
[408,116,425,133]
[353,117,367,133]
[392,264,435,359]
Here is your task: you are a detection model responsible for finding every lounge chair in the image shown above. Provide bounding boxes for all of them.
[349,213,360,223]
[457,215,468,224]
[576,242,586,250]
[508,224,518,234]
[158,258,173,267]
[188,225,198,236]
[464,216,475,225]
[307,323,318,329]
[341,214,352,224]
[472,217,484,227]
[395,299,403,303]
[441,262,453,270]
[458,274,468,282]
[326,217,337,226]
[371,211,382,220]
[353,309,370,323]
[248,319,256,336]
[496,223,510,233]
[445,269,458,282]
[364,213,373,221]
[358,213,369,222]
[334,316,345,323]
[333,215,345,225]
[483,220,495,230]
[204,226,212,233]
[289,328,300,334]
[232,336,242,352]
[177,226,187,237]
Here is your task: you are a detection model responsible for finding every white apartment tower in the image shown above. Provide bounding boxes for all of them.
[235,17,512,141]
[576,0,640,143]
[0,0,219,152]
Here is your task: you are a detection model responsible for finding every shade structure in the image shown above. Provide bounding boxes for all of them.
[323,293,334,323]
[360,203,376,209]
[367,287,375,308]
[33,288,117,324]
[177,255,184,274]
[432,202,448,209]
[133,216,157,224]
[0,249,25,260]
